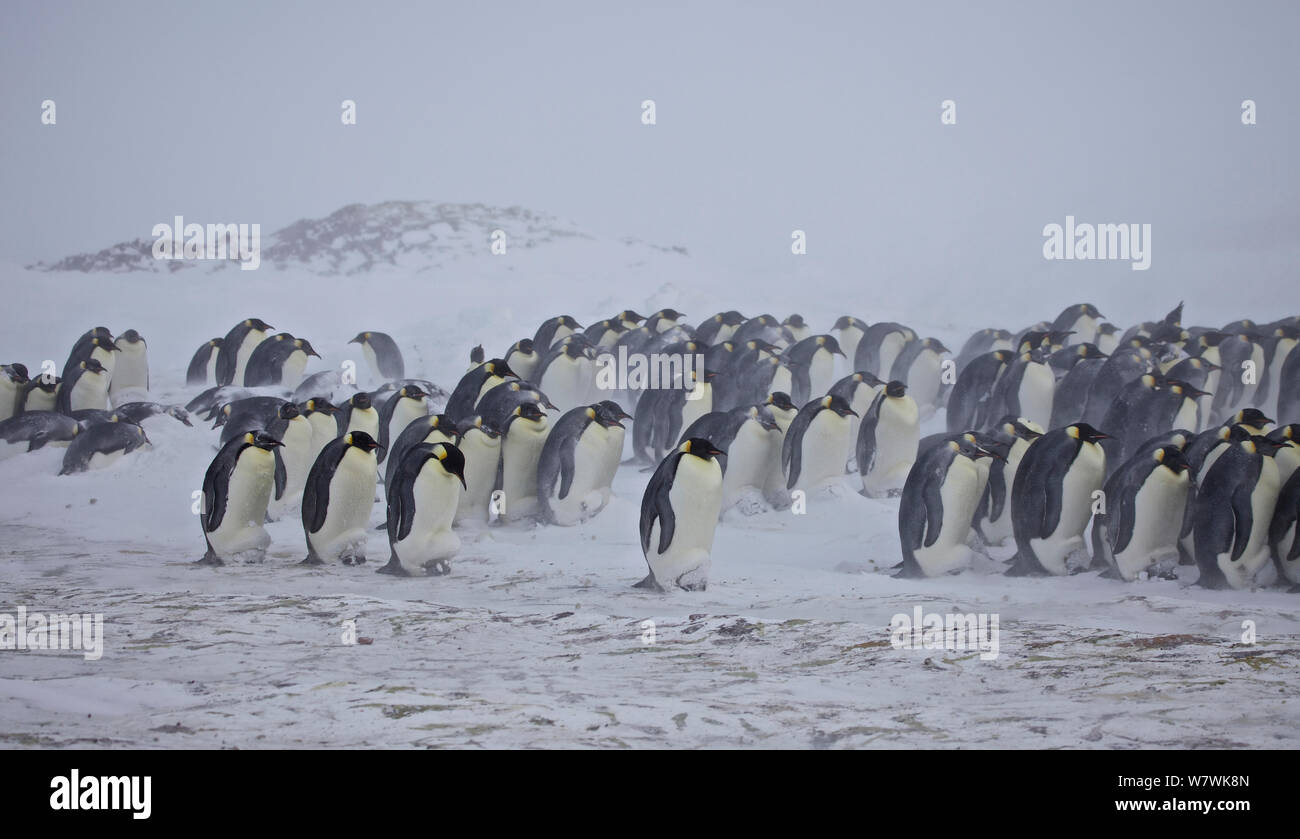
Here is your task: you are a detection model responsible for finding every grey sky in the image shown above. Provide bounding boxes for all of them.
[3,1,1297,300]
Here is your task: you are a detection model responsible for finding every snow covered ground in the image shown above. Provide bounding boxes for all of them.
[1,223,1297,749]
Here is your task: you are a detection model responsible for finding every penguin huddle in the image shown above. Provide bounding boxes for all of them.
[903,301,1300,591]
[0,326,195,474]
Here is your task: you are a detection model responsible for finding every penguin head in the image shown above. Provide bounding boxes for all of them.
[1270,424,1300,443]
[561,342,589,360]
[816,335,845,357]
[1197,331,1230,350]
[209,337,223,348]
[243,318,271,332]
[350,392,372,410]
[296,339,321,358]
[833,315,861,331]
[1152,446,1190,475]
[991,349,1014,365]
[784,314,806,329]
[719,310,746,326]
[470,344,485,364]
[884,380,907,399]
[1075,343,1107,359]
[653,308,684,322]
[278,403,301,420]
[1229,408,1273,431]
[457,415,500,440]
[245,431,283,451]
[751,406,780,431]
[680,438,725,461]
[511,338,535,356]
[82,358,107,375]
[1016,331,1048,353]
[1251,436,1289,457]
[117,329,144,345]
[428,413,452,432]
[922,337,950,355]
[89,335,119,354]
[1077,303,1104,319]
[821,395,858,418]
[949,437,996,462]
[301,397,338,416]
[1166,379,1210,400]
[3,363,29,384]
[766,392,795,412]
[1045,330,1074,349]
[400,385,428,401]
[344,431,382,453]
[486,358,517,379]
[852,371,885,388]
[511,402,546,425]
[594,401,632,428]
[1096,323,1119,337]
[1067,423,1109,444]
[617,310,646,325]
[348,331,372,345]
[429,442,468,489]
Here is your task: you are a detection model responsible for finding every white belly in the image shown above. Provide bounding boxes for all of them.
[907,351,943,419]
[837,327,864,371]
[808,350,835,401]
[597,425,625,495]
[1068,315,1099,346]
[234,330,266,386]
[388,398,427,444]
[1030,441,1105,575]
[454,430,501,526]
[1200,353,1221,430]
[69,373,109,412]
[346,407,380,439]
[0,380,18,421]
[270,416,314,514]
[501,419,549,520]
[878,333,905,379]
[1219,458,1280,587]
[108,343,149,404]
[307,413,337,458]
[308,447,376,561]
[984,437,1033,544]
[280,350,309,390]
[546,424,616,525]
[770,366,793,399]
[679,384,712,432]
[914,456,980,575]
[539,359,593,411]
[1275,446,1300,487]
[393,462,461,573]
[1173,396,1199,432]
[24,386,57,414]
[1018,362,1055,429]
[208,447,275,559]
[862,397,920,496]
[1112,467,1189,580]
[646,455,723,589]
[794,411,851,492]
[721,421,779,509]
[1267,339,1296,421]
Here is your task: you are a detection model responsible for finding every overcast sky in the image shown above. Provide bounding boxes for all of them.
[3,1,1297,301]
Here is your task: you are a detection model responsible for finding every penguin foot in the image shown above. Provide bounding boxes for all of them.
[632,573,664,592]
[196,553,224,567]
[300,555,324,566]
[376,557,409,576]
[1288,584,1300,594]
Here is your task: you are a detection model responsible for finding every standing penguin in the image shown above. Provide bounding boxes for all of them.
[783,335,845,405]
[267,405,315,519]
[385,413,455,493]
[889,337,950,421]
[503,339,540,383]
[1193,436,1286,589]
[1091,445,1191,581]
[832,316,869,368]
[637,438,727,591]
[108,329,149,407]
[444,359,517,424]
[857,381,920,498]
[989,349,1056,430]
[187,338,224,387]
[854,322,916,380]
[696,311,747,346]
[680,404,782,514]
[947,350,1014,433]
[17,374,58,416]
[534,315,582,350]
[536,340,598,412]
[1,364,30,422]
[376,384,428,463]
[57,421,151,475]
[537,404,627,525]
[971,417,1043,548]
[298,397,340,460]
[244,335,320,389]
[1050,303,1105,346]
[198,431,283,565]
[498,402,551,522]
[336,392,381,439]
[55,359,110,414]
[782,395,858,493]
[301,431,382,565]
[453,415,503,526]
[1270,468,1300,589]
[1007,423,1109,576]
[828,371,884,467]
[348,331,405,383]
[61,328,117,384]
[378,442,466,577]
[897,437,997,577]
[215,318,272,386]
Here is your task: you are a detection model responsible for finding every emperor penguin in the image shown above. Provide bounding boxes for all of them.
[58,421,151,475]
[890,337,950,421]
[947,350,1014,433]
[348,331,405,383]
[1091,445,1191,581]
[854,322,916,381]
[0,411,84,458]
[385,413,455,492]
[972,417,1043,548]
[298,397,340,459]
[537,403,627,525]
[378,442,466,577]
[336,392,381,440]
[499,402,551,522]
[828,371,885,467]
[503,338,540,382]
[1210,333,1267,423]
[215,318,272,386]
[585,318,630,349]
[187,338,224,387]
[646,309,686,334]
[593,400,632,494]
[1276,339,1300,426]
[534,315,582,350]
[1260,324,1299,423]
[954,328,1014,374]
[301,431,382,565]
[765,391,798,435]
[108,329,149,407]
[832,316,868,368]
[682,404,782,514]
[897,437,997,577]
[244,335,320,389]
[612,310,647,331]
[1270,468,1300,589]
[444,359,517,424]
[453,415,503,526]
[55,359,110,414]
[1267,424,1300,486]
[990,349,1056,430]
[637,438,727,591]
[783,335,845,405]
[1193,435,1287,589]
[198,431,283,565]
[61,328,117,384]
[857,381,920,498]
[1050,303,1105,346]
[782,395,858,493]
[1,363,30,422]
[18,375,59,416]
[475,380,557,431]
[1050,352,1109,429]
[536,341,598,412]
[696,311,746,346]
[376,384,429,463]
[1007,423,1109,576]
[782,314,811,343]
[1095,323,1121,356]
[268,404,315,518]
[469,344,485,369]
